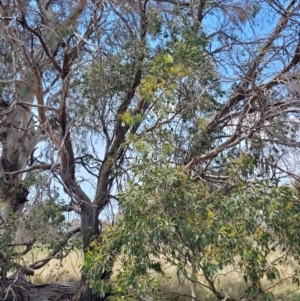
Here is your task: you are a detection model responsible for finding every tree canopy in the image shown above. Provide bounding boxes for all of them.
[1,0,300,300]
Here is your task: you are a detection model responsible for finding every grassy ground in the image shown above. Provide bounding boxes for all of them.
[16,248,300,300]
[150,251,300,301]
[19,247,83,284]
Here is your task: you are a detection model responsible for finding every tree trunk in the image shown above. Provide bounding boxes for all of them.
[81,205,100,251]
[72,275,108,301]
[191,263,197,301]
[1,274,80,301]
[71,206,109,301]
[0,275,110,301]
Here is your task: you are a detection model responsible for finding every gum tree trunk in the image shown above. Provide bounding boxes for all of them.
[0,1,101,300]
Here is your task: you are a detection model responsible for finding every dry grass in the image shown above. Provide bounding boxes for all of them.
[142,250,300,300]
[155,264,218,301]
[14,247,300,300]
[18,247,83,284]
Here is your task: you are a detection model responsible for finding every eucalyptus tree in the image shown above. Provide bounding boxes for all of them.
[0,1,214,300]
[83,0,300,300]
[1,0,300,301]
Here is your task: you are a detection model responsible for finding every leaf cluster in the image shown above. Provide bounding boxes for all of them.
[84,163,300,300]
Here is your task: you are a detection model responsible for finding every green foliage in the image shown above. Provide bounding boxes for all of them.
[84,159,300,299]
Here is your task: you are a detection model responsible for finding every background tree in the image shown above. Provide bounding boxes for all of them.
[1,0,300,301]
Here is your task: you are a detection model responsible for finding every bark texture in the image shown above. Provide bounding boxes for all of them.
[1,275,80,301]
[0,274,112,301]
